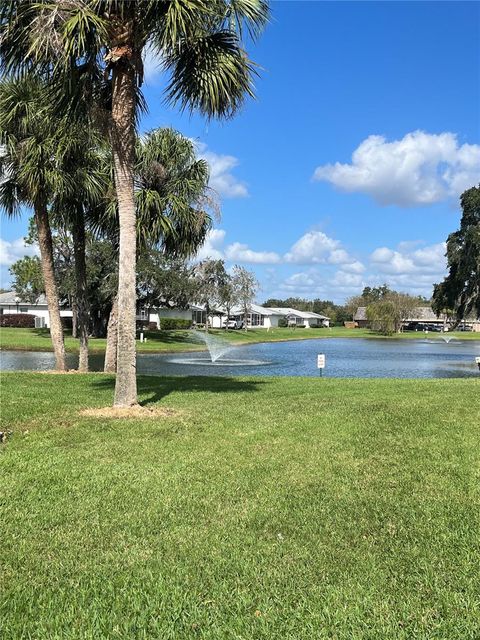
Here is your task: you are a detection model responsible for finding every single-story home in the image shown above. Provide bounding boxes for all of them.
[148,303,330,330]
[1,290,330,332]
[0,291,73,328]
[267,307,330,328]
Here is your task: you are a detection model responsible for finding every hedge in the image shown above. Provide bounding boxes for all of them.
[0,314,36,328]
[159,318,192,330]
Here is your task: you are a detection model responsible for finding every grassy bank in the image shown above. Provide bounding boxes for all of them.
[1,373,479,639]
[1,325,479,354]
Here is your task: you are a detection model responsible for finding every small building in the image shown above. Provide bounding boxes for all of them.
[268,307,330,328]
[0,291,73,328]
[353,307,368,328]
[354,305,480,331]
[220,304,286,329]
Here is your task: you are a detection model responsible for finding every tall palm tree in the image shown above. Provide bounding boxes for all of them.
[0,77,71,370]
[98,127,215,372]
[1,0,269,406]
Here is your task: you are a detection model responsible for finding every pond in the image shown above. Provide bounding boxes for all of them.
[2,337,480,378]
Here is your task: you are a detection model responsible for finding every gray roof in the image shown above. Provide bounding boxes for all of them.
[266,307,329,320]
[0,290,47,305]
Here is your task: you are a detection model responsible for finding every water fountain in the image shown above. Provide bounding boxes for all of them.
[193,330,233,362]
[167,329,269,367]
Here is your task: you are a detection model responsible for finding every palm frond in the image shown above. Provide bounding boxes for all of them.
[164,30,257,118]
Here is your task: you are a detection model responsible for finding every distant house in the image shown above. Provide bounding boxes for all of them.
[0,291,73,328]
[0,291,331,332]
[211,305,330,329]
[267,307,330,328]
[353,306,368,328]
[215,304,286,329]
[354,305,480,331]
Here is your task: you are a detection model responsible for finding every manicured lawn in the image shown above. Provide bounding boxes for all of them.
[1,373,479,639]
[1,325,479,355]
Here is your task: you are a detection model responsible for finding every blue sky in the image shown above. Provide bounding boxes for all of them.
[2,1,479,303]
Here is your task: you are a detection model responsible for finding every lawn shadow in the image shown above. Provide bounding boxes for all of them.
[90,374,268,406]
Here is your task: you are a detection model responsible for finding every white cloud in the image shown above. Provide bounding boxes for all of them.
[194,229,226,261]
[225,242,280,264]
[364,240,448,298]
[285,230,365,271]
[370,242,446,275]
[285,231,338,263]
[331,270,364,288]
[0,237,38,267]
[194,228,364,274]
[313,131,480,206]
[195,143,248,198]
[0,236,39,288]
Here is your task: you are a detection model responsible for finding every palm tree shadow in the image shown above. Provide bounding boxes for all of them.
[90,374,268,406]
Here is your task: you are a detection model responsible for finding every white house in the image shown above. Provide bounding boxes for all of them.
[0,291,330,332]
[0,291,73,328]
[267,307,330,328]
[209,304,330,329]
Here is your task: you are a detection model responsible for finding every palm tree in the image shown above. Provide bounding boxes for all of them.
[99,127,215,372]
[1,0,269,406]
[0,77,70,370]
[50,137,110,371]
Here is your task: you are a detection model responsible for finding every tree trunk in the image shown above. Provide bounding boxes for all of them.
[71,297,78,338]
[111,59,138,406]
[34,201,66,371]
[72,205,89,372]
[104,297,118,373]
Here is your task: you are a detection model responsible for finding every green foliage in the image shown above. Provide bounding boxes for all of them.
[193,259,229,315]
[0,1,269,121]
[366,292,420,334]
[232,264,258,322]
[9,255,43,303]
[159,318,192,330]
[366,301,397,335]
[433,185,480,324]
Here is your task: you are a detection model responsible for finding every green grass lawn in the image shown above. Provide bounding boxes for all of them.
[1,325,479,354]
[1,373,479,639]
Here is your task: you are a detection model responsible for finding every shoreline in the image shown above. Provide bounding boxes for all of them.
[1,329,478,356]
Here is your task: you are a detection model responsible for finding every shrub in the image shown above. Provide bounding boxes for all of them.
[159,318,192,330]
[296,324,306,329]
[136,321,158,331]
[0,313,36,328]
[278,317,288,328]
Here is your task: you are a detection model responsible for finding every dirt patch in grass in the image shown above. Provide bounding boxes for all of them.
[79,405,180,420]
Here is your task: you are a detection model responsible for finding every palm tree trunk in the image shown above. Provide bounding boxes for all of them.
[111,60,138,406]
[34,201,66,371]
[72,205,89,372]
[104,296,118,373]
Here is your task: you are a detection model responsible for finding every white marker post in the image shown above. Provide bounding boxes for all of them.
[475,356,480,371]
[317,354,325,376]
